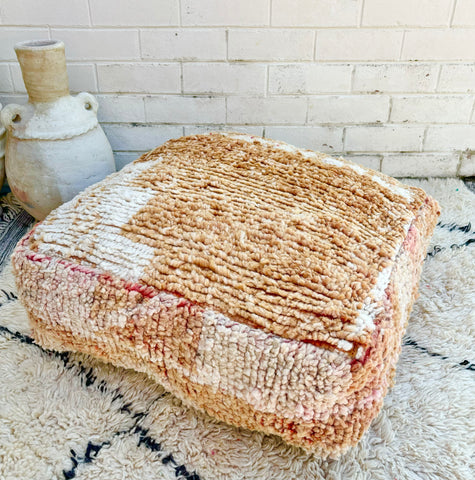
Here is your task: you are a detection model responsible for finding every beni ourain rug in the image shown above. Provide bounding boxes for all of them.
[0,178,474,480]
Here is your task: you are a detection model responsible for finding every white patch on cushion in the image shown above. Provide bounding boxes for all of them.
[320,156,345,167]
[353,216,414,335]
[337,339,354,351]
[372,175,413,201]
[353,266,393,335]
[190,307,352,420]
[33,159,162,282]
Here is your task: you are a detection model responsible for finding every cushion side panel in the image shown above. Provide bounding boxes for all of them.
[11,194,439,457]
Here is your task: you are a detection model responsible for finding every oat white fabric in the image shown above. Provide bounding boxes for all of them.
[0,178,474,480]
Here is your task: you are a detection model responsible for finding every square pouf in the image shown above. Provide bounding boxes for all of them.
[12,133,439,457]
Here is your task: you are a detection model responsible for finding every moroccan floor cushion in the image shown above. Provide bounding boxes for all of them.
[11,133,439,458]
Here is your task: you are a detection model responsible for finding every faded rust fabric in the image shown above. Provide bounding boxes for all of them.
[12,133,439,457]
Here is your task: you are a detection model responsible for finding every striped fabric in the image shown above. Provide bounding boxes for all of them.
[0,194,34,273]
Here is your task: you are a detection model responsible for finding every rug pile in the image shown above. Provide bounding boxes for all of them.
[0,179,474,480]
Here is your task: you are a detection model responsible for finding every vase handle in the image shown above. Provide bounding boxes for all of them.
[77,92,99,116]
[0,104,26,130]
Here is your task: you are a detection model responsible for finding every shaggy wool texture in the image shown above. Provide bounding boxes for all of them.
[10,133,439,457]
[0,177,473,479]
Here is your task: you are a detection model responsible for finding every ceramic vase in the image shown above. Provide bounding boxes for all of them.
[1,39,115,220]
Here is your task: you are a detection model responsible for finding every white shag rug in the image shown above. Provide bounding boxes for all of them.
[0,179,474,480]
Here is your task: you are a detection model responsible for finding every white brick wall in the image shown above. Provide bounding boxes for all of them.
[0,0,474,176]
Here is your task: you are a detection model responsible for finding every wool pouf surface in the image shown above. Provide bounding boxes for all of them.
[10,133,439,457]
[0,178,474,479]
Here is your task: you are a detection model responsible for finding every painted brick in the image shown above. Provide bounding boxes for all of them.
[402,29,475,61]
[227,96,307,124]
[425,125,475,150]
[2,0,475,179]
[228,29,314,61]
[381,153,459,177]
[51,29,140,61]
[271,0,360,27]
[183,63,266,94]
[343,155,382,171]
[0,94,27,107]
[102,124,183,151]
[141,29,226,61]
[114,151,145,170]
[353,64,438,93]
[308,95,390,124]
[11,63,97,93]
[0,28,50,61]
[459,151,475,176]
[391,95,474,123]
[452,0,475,26]
[97,64,181,94]
[345,126,424,152]
[10,64,27,93]
[145,96,226,123]
[96,95,145,123]
[0,0,89,26]
[67,64,98,93]
[265,126,344,152]
[0,65,13,92]
[184,125,264,136]
[316,30,403,61]
[268,64,352,94]
[90,0,179,26]
[438,64,475,93]
[362,0,452,26]
[181,0,269,26]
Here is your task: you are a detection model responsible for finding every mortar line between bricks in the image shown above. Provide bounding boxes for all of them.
[398,30,406,61]
[178,0,182,27]
[349,64,356,92]
[468,97,475,124]
[137,29,144,60]
[86,0,93,27]
[422,126,428,151]
[358,0,365,27]
[0,58,455,66]
[141,96,148,123]
[264,65,269,98]
[225,28,229,61]
[312,30,317,61]
[93,63,99,92]
[100,121,475,128]
[435,64,444,91]
[8,24,475,30]
[5,65,14,94]
[9,91,475,97]
[456,152,463,176]
[449,0,458,27]
[180,62,184,94]
[15,59,472,65]
[388,96,394,123]
[110,148,463,156]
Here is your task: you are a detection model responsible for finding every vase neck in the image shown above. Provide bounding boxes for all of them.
[15,39,70,104]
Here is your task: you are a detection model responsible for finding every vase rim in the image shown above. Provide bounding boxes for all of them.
[14,39,64,52]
